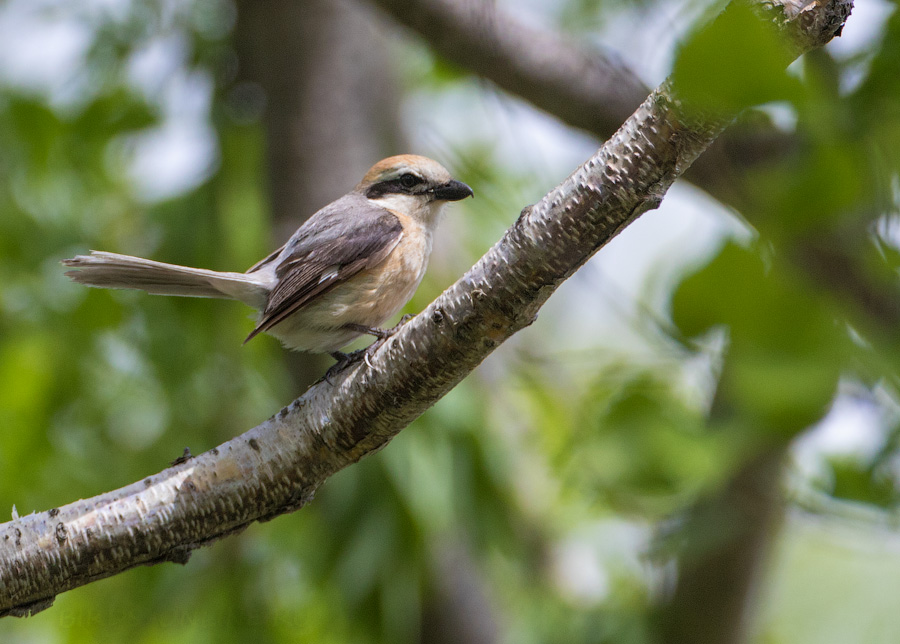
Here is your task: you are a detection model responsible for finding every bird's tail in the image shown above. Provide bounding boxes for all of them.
[62,251,269,308]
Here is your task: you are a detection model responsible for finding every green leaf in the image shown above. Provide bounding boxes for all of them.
[673,3,801,115]
[674,241,847,433]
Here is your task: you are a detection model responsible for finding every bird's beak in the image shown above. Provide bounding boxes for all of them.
[432,179,474,202]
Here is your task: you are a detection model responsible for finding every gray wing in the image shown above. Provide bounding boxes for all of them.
[245,195,403,343]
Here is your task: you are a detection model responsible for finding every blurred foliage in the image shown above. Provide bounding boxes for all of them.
[2,1,900,644]
[673,3,801,116]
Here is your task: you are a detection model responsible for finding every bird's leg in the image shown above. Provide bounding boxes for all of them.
[350,316,415,358]
[324,350,365,384]
[324,316,417,384]
[344,315,415,341]
[342,323,390,339]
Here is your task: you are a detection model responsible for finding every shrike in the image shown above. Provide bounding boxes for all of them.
[63,154,473,364]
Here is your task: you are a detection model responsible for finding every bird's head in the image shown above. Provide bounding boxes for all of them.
[357,155,473,226]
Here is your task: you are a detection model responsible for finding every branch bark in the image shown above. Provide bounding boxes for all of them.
[0,0,851,618]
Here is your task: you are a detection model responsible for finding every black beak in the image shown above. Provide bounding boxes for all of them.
[432,179,474,202]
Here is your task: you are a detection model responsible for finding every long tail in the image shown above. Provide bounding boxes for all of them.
[62,251,270,308]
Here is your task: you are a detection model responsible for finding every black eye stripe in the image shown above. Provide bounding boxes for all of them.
[365,174,427,199]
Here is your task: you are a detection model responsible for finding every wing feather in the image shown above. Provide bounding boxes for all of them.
[244,196,403,343]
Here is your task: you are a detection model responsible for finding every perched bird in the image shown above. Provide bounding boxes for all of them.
[63,154,472,364]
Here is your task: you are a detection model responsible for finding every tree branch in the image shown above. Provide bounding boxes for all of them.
[0,0,851,617]
[364,0,650,138]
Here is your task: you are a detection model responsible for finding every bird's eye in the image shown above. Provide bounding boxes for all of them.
[399,173,421,189]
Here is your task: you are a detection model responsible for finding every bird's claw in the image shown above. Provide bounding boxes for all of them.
[324,315,416,384]
[324,349,363,384]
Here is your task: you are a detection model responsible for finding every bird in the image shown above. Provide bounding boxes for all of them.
[63,154,473,367]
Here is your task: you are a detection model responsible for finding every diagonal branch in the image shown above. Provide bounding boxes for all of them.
[0,0,851,618]
[363,0,650,138]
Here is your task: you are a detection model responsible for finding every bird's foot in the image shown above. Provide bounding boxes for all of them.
[324,317,417,384]
[344,314,414,339]
[324,349,367,384]
[354,315,416,354]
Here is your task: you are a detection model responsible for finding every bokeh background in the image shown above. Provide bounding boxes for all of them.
[2,0,900,642]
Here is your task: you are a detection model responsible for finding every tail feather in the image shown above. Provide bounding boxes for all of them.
[62,251,271,308]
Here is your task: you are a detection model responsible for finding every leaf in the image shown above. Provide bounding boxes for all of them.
[673,3,802,115]
[673,241,848,433]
